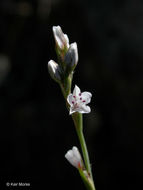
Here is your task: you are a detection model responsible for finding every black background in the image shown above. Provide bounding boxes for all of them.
[0,0,143,189]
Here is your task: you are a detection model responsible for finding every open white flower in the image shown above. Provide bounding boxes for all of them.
[67,85,92,115]
[65,146,83,169]
[52,26,69,50]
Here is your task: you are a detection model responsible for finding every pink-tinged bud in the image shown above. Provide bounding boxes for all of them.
[65,146,83,169]
[48,60,61,82]
[52,26,69,50]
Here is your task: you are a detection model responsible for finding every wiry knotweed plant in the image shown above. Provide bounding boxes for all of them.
[48,26,96,190]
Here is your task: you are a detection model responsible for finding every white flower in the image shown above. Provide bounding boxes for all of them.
[65,146,83,169]
[67,85,92,115]
[48,60,61,81]
[52,26,69,50]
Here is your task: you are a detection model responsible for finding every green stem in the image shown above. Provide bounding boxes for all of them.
[72,113,94,180]
[60,74,72,100]
[78,129,93,179]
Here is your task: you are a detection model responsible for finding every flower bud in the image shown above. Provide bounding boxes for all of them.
[48,60,61,82]
[52,26,69,50]
[64,42,78,74]
[65,146,83,169]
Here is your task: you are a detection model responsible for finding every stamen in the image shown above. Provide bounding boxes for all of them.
[79,93,81,96]
[82,100,86,103]
[80,97,82,100]
[73,96,76,98]
[74,103,78,108]
[72,101,74,104]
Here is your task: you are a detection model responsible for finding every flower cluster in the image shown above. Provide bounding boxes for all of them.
[48,26,92,115]
[48,26,78,83]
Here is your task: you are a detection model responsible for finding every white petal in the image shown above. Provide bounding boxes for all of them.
[65,150,76,168]
[65,150,75,167]
[70,42,78,65]
[73,85,81,97]
[69,107,76,115]
[52,26,69,50]
[72,147,81,161]
[67,94,73,106]
[81,105,91,113]
[52,26,62,36]
[52,26,60,35]
[52,26,64,49]
[81,92,92,104]
[48,60,61,80]
[65,150,73,160]
[77,105,91,114]
[53,25,61,31]
[48,60,57,72]
[65,42,78,68]
[64,34,69,48]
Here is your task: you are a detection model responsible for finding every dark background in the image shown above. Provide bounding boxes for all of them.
[0,0,143,189]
